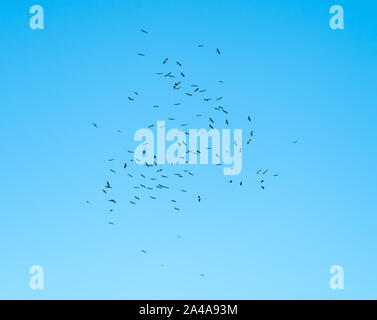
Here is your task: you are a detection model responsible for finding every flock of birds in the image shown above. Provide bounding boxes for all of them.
[89,28,297,267]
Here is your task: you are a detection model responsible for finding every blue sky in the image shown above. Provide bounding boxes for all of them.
[0,0,376,299]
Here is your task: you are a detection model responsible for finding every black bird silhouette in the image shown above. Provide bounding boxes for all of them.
[140,29,148,34]
[248,116,251,121]
[216,48,221,54]
[163,58,168,64]
[176,61,182,66]
[92,123,98,128]
[141,250,147,254]
[124,163,127,168]
[108,199,117,204]
[106,181,112,189]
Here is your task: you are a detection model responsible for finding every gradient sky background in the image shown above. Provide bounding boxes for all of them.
[0,0,377,299]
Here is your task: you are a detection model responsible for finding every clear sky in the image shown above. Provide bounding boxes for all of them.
[0,0,376,299]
